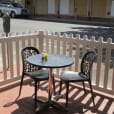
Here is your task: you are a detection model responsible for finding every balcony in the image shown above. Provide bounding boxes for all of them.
[0,31,114,114]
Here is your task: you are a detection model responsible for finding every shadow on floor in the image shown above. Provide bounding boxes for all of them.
[1,80,114,114]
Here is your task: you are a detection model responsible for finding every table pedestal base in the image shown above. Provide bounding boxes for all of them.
[35,99,67,112]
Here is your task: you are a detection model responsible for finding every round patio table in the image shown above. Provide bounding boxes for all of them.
[26,54,74,112]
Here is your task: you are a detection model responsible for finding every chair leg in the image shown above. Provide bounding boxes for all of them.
[59,80,63,95]
[34,80,38,109]
[88,80,95,106]
[52,75,56,95]
[18,74,24,97]
[66,82,69,108]
[32,82,40,98]
[82,81,86,93]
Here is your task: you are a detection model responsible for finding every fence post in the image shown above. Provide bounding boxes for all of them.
[39,31,44,52]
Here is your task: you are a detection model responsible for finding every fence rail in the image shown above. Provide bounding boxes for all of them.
[0,31,114,95]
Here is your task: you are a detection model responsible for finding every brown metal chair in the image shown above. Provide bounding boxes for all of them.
[59,51,96,108]
[18,46,49,109]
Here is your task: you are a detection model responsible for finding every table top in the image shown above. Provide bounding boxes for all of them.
[26,54,74,68]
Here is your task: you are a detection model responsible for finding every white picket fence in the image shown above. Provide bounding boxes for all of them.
[0,31,114,95]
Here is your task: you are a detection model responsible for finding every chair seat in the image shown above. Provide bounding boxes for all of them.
[25,69,49,81]
[60,71,89,82]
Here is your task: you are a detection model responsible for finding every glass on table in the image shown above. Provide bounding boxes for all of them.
[42,52,48,61]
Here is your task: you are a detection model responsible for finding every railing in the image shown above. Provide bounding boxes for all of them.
[0,31,114,95]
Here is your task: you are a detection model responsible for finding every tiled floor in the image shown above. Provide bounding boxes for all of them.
[0,79,114,114]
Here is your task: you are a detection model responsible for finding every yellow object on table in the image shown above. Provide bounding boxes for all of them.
[42,53,48,61]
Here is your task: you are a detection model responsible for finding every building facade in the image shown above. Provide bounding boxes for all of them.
[9,0,114,20]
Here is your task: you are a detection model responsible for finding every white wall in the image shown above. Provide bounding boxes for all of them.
[48,0,55,14]
[60,0,69,15]
[111,1,114,16]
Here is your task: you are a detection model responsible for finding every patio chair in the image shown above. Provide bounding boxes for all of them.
[18,46,49,109]
[59,51,96,108]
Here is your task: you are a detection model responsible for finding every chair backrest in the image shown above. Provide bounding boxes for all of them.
[21,46,40,72]
[80,51,96,78]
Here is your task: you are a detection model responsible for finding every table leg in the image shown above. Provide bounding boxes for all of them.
[48,68,53,101]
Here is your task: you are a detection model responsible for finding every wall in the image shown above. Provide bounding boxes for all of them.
[48,0,55,15]
[91,0,107,17]
[13,0,114,19]
[35,0,48,15]
[55,0,59,17]
[76,0,88,17]
[69,0,74,16]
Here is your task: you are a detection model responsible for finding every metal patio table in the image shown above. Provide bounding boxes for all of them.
[26,54,74,112]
